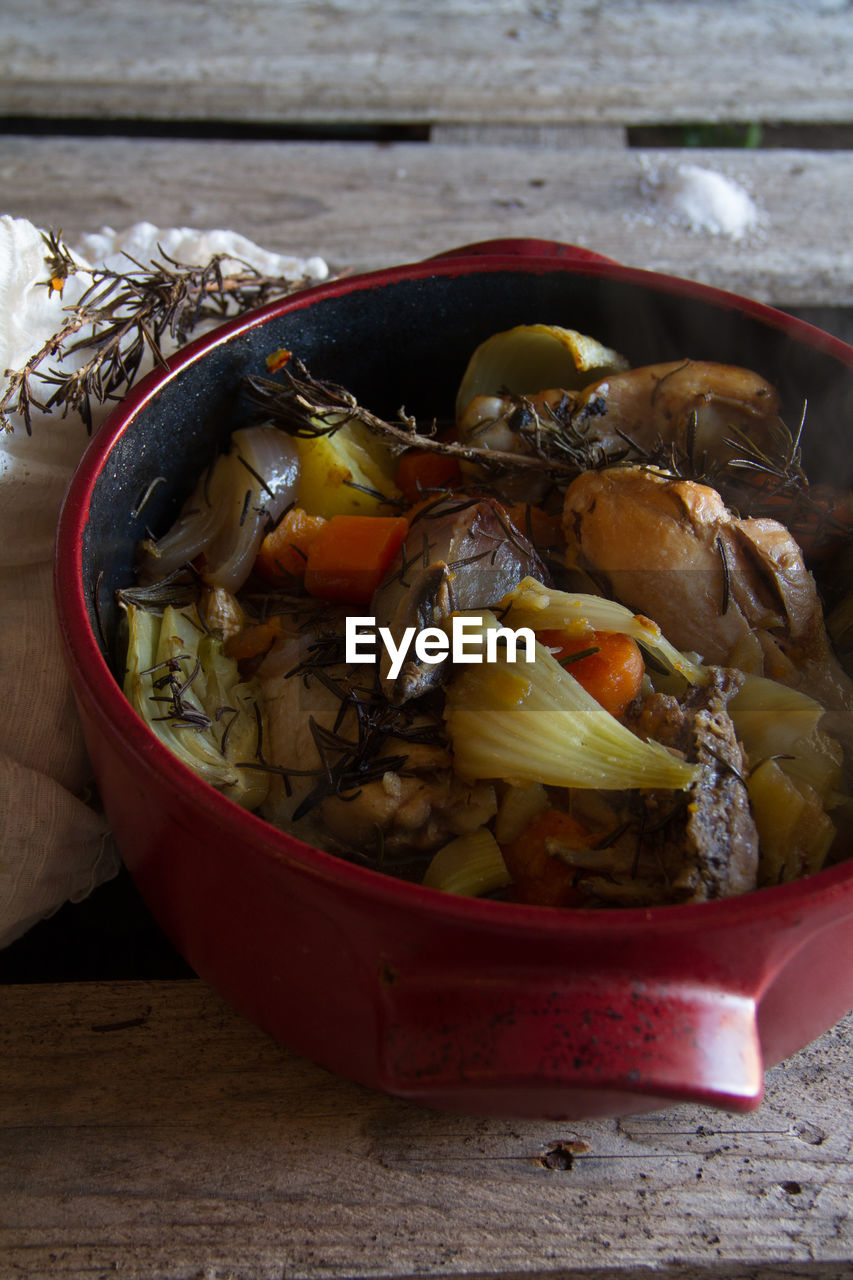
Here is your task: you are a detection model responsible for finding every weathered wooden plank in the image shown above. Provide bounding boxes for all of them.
[2,135,853,309]
[0,980,850,1279]
[430,124,628,148]
[2,1,852,127]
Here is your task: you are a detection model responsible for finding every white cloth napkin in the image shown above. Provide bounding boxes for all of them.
[0,216,328,948]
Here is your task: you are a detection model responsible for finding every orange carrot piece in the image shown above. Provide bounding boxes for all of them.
[255,507,328,584]
[224,618,282,662]
[759,483,853,563]
[304,514,409,603]
[501,808,591,908]
[505,502,565,552]
[539,629,645,719]
[265,347,292,372]
[395,450,463,504]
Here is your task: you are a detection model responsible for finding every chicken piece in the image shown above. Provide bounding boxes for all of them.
[562,466,853,721]
[569,359,784,467]
[256,617,496,861]
[371,494,547,704]
[320,768,497,858]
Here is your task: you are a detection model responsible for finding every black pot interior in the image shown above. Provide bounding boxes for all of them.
[80,266,853,667]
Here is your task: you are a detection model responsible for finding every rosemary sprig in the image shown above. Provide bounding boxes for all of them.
[243,359,586,478]
[506,390,629,471]
[1,230,322,435]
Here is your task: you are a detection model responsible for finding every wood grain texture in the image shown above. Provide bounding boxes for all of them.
[3,136,853,307]
[3,7,853,1276]
[0,981,851,1279]
[2,0,852,126]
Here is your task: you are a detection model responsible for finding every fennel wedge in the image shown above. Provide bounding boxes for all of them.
[500,577,707,686]
[122,602,269,810]
[444,613,699,792]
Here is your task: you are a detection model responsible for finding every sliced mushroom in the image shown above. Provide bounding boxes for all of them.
[371,495,548,703]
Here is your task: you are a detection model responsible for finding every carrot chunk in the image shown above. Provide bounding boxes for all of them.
[538,629,645,719]
[501,808,591,907]
[505,502,565,551]
[223,618,282,662]
[265,347,292,373]
[395,450,462,504]
[304,514,409,603]
[757,482,853,563]
[254,507,327,584]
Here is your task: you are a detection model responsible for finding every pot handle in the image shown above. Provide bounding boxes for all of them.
[425,238,619,266]
[378,973,763,1114]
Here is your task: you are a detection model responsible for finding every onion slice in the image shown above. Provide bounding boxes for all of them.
[140,424,300,592]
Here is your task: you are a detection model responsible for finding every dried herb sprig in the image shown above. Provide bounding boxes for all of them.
[1,230,323,435]
[116,566,203,613]
[502,390,629,471]
[243,359,585,478]
[644,403,806,497]
[644,400,853,554]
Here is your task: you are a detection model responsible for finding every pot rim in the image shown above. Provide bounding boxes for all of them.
[54,239,853,938]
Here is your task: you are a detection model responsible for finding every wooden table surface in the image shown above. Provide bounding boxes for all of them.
[2,3,853,1276]
[1,982,852,1279]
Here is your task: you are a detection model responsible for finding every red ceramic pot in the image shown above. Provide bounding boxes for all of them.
[54,240,853,1119]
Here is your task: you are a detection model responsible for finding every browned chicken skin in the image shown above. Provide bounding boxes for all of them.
[562,466,853,724]
[569,359,784,466]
